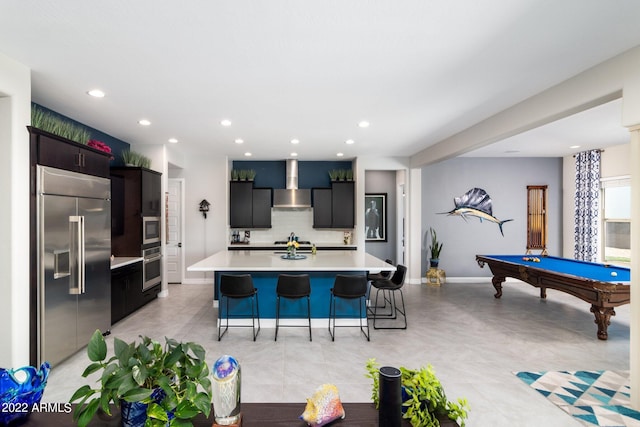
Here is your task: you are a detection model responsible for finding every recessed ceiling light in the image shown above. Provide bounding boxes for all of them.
[221,119,232,127]
[235,139,244,144]
[244,152,252,157]
[345,139,355,145]
[87,89,105,98]
[337,152,344,157]
[358,121,370,128]
[290,152,298,157]
[570,145,581,149]
[290,139,300,144]
[168,138,178,144]
[138,119,151,126]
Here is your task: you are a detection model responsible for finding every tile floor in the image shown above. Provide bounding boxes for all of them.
[43,280,631,426]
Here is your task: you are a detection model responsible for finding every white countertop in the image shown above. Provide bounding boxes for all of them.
[187,250,394,272]
[111,256,143,270]
[228,241,357,249]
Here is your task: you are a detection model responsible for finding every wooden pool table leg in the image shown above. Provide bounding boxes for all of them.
[590,305,615,340]
[492,276,505,298]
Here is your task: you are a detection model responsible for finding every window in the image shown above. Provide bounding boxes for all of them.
[601,177,630,266]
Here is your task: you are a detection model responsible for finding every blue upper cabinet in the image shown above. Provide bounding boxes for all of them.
[232,160,353,189]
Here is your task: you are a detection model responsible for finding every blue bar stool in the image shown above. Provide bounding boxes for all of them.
[275,274,312,341]
[218,274,260,341]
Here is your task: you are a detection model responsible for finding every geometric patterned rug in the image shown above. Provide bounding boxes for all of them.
[515,370,640,427]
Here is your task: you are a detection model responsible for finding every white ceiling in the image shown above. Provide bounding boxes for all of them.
[1,1,640,161]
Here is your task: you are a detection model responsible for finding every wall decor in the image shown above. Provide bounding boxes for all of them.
[365,193,387,241]
[441,187,513,235]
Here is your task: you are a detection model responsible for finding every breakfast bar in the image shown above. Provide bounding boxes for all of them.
[188,250,395,326]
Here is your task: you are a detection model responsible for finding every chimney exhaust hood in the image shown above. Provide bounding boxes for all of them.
[273,159,311,209]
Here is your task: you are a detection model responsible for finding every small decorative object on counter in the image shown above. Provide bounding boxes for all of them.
[312,244,317,255]
[343,231,352,245]
[299,384,345,427]
[211,355,241,427]
[287,240,300,258]
[0,362,50,425]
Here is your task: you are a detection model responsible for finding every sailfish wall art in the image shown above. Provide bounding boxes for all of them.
[441,187,513,236]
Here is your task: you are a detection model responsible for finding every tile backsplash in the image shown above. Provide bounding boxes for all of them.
[231,209,352,244]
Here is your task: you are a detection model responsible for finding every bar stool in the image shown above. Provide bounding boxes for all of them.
[328,274,369,341]
[275,274,312,341]
[367,259,393,281]
[368,264,407,329]
[218,274,260,341]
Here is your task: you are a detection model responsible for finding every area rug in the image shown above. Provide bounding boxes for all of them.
[515,370,640,426]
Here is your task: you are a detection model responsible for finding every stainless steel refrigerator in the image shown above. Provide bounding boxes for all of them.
[37,165,111,366]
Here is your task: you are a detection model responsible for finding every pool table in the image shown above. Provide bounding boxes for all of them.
[476,254,631,340]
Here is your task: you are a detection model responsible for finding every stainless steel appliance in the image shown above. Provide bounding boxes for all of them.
[37,165,111,366]
[142,216,161,245]
[143,246,162,290]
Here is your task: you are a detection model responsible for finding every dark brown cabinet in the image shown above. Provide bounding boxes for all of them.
[229,182,272,228]
[312,188,333,228]
[111,167,162,255]
[312,182,354,229]
[28,126,111,178]
[331,182,355,228]
[111,261,159,325]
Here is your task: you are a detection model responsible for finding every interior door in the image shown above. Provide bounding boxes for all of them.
[166,179,183,283]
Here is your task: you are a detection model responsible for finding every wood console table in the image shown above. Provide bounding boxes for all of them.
[20,403,458,426]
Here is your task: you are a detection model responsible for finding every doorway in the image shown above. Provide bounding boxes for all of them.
[166,179,184,283]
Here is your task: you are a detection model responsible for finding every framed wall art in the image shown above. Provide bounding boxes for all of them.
[365,193,386,241]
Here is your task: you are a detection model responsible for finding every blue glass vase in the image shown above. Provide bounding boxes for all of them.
[0,362,50,425]
[120,400,148,427]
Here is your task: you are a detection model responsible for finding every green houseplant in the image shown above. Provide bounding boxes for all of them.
[428,227,443,268]
[70,330,212,427]
[31,104,91,145]
[366,359,469,427]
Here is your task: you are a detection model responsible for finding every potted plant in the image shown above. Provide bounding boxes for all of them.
[429,227,443,268]
[328,169,339,182]
[230,169,239,181]
[366,359,469,427]
[70,330,212,427]
[238,169,248,181]
[337,169,347,181]
[247,169,256,181]
[345,169,354,181]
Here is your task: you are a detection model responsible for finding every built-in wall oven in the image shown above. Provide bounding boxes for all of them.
[143,246,162,290]
[142,216,161,245]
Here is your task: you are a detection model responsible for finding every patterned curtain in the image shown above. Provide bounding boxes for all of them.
[574,150,601,261]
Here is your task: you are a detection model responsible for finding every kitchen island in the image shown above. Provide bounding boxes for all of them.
[188,250,395,327]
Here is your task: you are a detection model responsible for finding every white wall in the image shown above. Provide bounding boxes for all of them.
[0,52,31,367]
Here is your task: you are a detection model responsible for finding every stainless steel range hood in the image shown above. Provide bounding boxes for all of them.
[273,159,311,208]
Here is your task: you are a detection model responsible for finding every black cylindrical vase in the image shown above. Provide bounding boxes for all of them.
[379,366,402,427]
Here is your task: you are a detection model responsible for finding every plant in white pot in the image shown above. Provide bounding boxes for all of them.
[70,330,212,427]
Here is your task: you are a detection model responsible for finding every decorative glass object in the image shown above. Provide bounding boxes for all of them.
[0,362,50,425]
[299,383,345,427]
[211,355,241,425]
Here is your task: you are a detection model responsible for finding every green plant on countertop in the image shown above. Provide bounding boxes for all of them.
[328,169,339,181]
[31,104,91,145]
[429,227,443,261]
[70,330,212,427]
[246,169,256,181]
[122,150,151,168]
[365,358,469,427]
[345,169,354,181]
